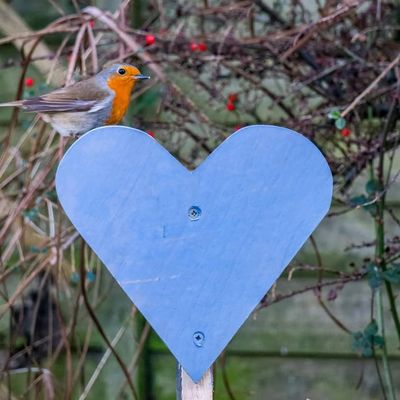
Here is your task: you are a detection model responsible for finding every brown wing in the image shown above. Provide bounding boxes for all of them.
[20,77,110,113]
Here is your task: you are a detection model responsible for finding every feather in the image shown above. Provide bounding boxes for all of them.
[0,76,111,114]
[21,98,98,113]
[0,101,23,107]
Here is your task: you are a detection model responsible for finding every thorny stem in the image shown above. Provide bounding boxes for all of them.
[376,287,396,400]
[373,97,399,399]
[376,201,400,344]
[375,98,400,345]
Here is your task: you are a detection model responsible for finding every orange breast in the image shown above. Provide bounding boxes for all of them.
[105,77,135,125]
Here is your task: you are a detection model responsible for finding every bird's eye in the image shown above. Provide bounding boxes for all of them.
[118,68,126,75]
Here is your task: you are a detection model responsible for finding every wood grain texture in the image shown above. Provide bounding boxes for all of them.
[177,366,213,400]
[55,125,333,382]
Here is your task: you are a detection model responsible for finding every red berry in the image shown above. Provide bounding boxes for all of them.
[25,77,34,87]
[198,42,207,52]
[89,19,95,28]
[341,128,351,137]
[234,125,242,131]
[147,130,155,137]
[145,34,156,46]
[190,42,198,52]
[228,93,238,103]
[226,102,235,111]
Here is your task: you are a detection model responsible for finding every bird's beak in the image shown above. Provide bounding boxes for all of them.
[133,74,150,80]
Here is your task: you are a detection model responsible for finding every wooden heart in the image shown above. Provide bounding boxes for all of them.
[56,125,332,382]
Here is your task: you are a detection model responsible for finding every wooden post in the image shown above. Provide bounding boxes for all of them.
[177,365,213,400]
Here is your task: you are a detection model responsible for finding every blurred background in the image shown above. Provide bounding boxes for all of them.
[0,0,400,399]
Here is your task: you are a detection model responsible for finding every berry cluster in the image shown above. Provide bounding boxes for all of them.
[226,93,238,111]
[190,42,207,52]
[327,109,351,137]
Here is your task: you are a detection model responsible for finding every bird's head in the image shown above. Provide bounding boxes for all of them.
[101,63,150,92]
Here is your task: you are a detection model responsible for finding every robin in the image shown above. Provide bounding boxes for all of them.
[0,63,150,136]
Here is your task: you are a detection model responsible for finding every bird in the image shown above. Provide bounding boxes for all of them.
[0,63,150,137]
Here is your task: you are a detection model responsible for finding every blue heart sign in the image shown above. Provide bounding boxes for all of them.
[56,125,332,382]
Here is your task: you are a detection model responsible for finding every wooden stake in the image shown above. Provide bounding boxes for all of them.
[177,365,213,400]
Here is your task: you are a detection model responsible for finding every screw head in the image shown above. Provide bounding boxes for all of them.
[188,206,201,221]
[193,331,205,347]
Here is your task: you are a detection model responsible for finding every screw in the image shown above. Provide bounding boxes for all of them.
[193,331,205,347]
[188,206,201,221]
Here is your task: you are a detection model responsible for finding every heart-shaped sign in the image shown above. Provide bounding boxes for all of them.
[56,125,332,382]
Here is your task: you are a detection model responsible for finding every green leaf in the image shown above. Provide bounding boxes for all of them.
[373,335,385,347]
[22,208,38,221]
[365,179,380,195]
[350,195,377,216]
[45,190,58,202]
[352,331,371,357]
[328,109,341,120]
[29,246,48,254]
[364,320,378,337]
[350,195,367,206]
[351,331,364,349]
[362,347,373,357]
[70,272,80,285]
[335,117,346,129]
[382,265,400,284]
[86,271,96,282]
[352,320,384,358]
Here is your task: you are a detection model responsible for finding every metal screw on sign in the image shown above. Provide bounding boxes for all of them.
[193,331,205,347]
[188,206,201,221]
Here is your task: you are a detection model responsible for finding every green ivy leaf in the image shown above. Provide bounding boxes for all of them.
[364,320,378,337]
[350,195,377,216]
[365,179,380,195]
[70,272,80,286]
[45,190,58,202]
[352,331,370,356]
[352,320,384,358]
[335,117,346,129]
[362,346,373,357]
[382,264,400,284]
[350,195,367,206]
[328,109,341,120]
[86,271,96,282]
[22,208,38,221]
[373,336,385,346]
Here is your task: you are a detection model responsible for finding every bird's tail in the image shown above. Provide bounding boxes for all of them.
[0,101,23,107]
